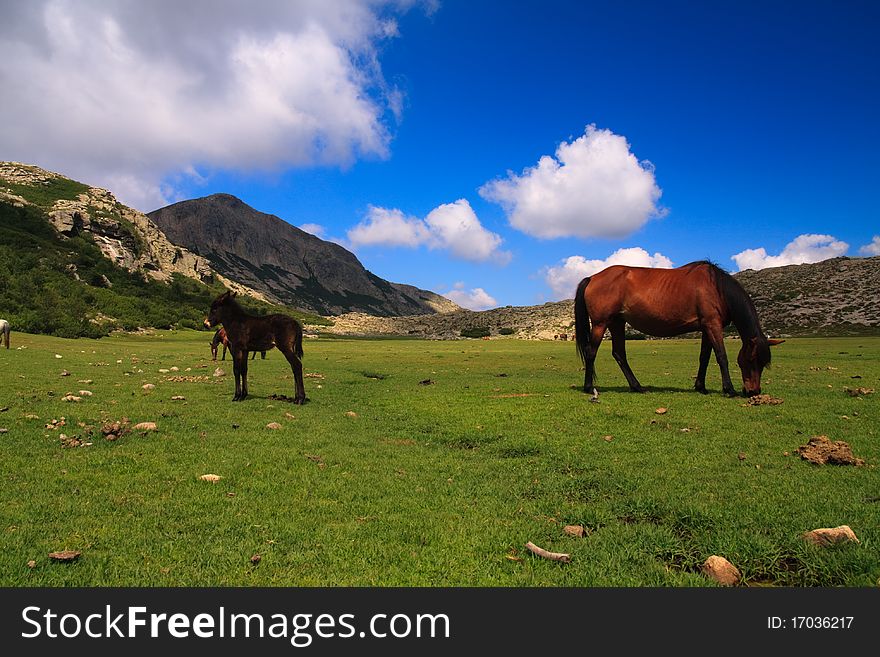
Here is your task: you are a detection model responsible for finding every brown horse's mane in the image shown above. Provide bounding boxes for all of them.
[695,260,766,347]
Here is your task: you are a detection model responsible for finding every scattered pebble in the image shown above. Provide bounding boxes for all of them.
[199,474,222,483]
[142,383,155,391]
[133,422,157,431]
[266,422,282,430]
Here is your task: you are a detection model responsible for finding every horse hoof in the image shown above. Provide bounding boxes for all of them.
[631,386,647,393]
[694,385,708,395]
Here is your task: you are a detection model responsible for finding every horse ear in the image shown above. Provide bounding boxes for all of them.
[767,338,785,346]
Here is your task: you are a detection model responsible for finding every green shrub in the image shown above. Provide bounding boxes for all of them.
[460,326,490,338]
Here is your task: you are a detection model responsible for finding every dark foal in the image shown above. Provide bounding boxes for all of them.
[574,261,783,400]
[205,292,306,403]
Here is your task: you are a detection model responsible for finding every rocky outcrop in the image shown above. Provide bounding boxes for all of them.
[49,188,214,283]
[149,194,459,316]
[318,301,576,340]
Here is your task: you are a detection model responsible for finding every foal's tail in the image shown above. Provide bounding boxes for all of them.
[574,277,591,365]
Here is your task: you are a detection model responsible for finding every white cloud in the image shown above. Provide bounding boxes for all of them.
[543,247,673,300]
[298,223,326,238]
[479,125,664,239]
[731,234,850,271]
[443,283,498,311]
[347,200,511,264]
[347,206,433,248]
[858,235,880,256]
[0,1,421,210]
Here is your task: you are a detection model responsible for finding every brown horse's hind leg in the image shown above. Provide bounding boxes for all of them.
[583,323,606,401]
[694,333,712,394]
[610,321,645,392]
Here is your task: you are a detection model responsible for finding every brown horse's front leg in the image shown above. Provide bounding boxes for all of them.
[706,324,737,396]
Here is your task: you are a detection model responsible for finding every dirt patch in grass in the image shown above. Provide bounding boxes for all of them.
[797,435,865,466]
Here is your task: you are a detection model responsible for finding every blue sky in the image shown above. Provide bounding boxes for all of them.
[1,1,878,309]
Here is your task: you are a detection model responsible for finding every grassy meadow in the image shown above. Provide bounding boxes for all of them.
[0,330,877,586]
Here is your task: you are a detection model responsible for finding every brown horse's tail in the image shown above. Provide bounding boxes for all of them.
[574,277,591,365]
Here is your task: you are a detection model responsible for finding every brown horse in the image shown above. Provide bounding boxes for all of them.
[205,292,306,403]
[574,261,783,399]
[210,326,265,361]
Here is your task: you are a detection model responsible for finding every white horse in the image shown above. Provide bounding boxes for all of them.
[0,319,9,349]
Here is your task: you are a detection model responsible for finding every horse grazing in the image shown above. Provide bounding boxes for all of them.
[210,326,266,361]
[204,292,306,403]
[574,261,783,399]
[0,319,9,349]
[210,327,229,361]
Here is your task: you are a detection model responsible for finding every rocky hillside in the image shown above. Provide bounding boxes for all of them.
[2,163,203,279]
[734,256,880,336]
[322,257,880,339]
[148,194,459,317]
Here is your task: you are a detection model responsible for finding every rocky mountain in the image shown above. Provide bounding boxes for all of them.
[734,256,880,336]
[148,194,459,317]
[320,257,880,339]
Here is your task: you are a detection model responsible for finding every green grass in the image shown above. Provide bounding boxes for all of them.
[0,333,877,586]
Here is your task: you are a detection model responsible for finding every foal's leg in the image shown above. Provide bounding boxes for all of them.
[693,332,713,394]
[239,351,249,400]
[705,323,736,396]
[583,322,606,400]
[279,345,306,404]
[610,321,645,392]
[232,352,242,401]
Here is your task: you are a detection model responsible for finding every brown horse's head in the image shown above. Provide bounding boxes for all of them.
[206,291,236,328]
[737,336,785,396]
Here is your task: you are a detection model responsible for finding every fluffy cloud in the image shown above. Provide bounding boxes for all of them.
[0,1,422,210]
[858,235,880,256]
[298,223,326,238]
[731,234,849,271]
[442,283,498,311]
[479,125,664,239]
[347,206,433,248]
[543,247,673,300]
[347,200,511,264]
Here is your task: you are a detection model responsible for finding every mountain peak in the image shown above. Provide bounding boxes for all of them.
[149,195,458,316]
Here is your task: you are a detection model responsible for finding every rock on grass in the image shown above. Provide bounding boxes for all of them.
[802,525,859,547]
[702,555,741,586]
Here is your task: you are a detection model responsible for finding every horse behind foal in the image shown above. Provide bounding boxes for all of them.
[211,326,267,361]
[574,261,783,399]
[205,292,306,403]
[0,319,9,349]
